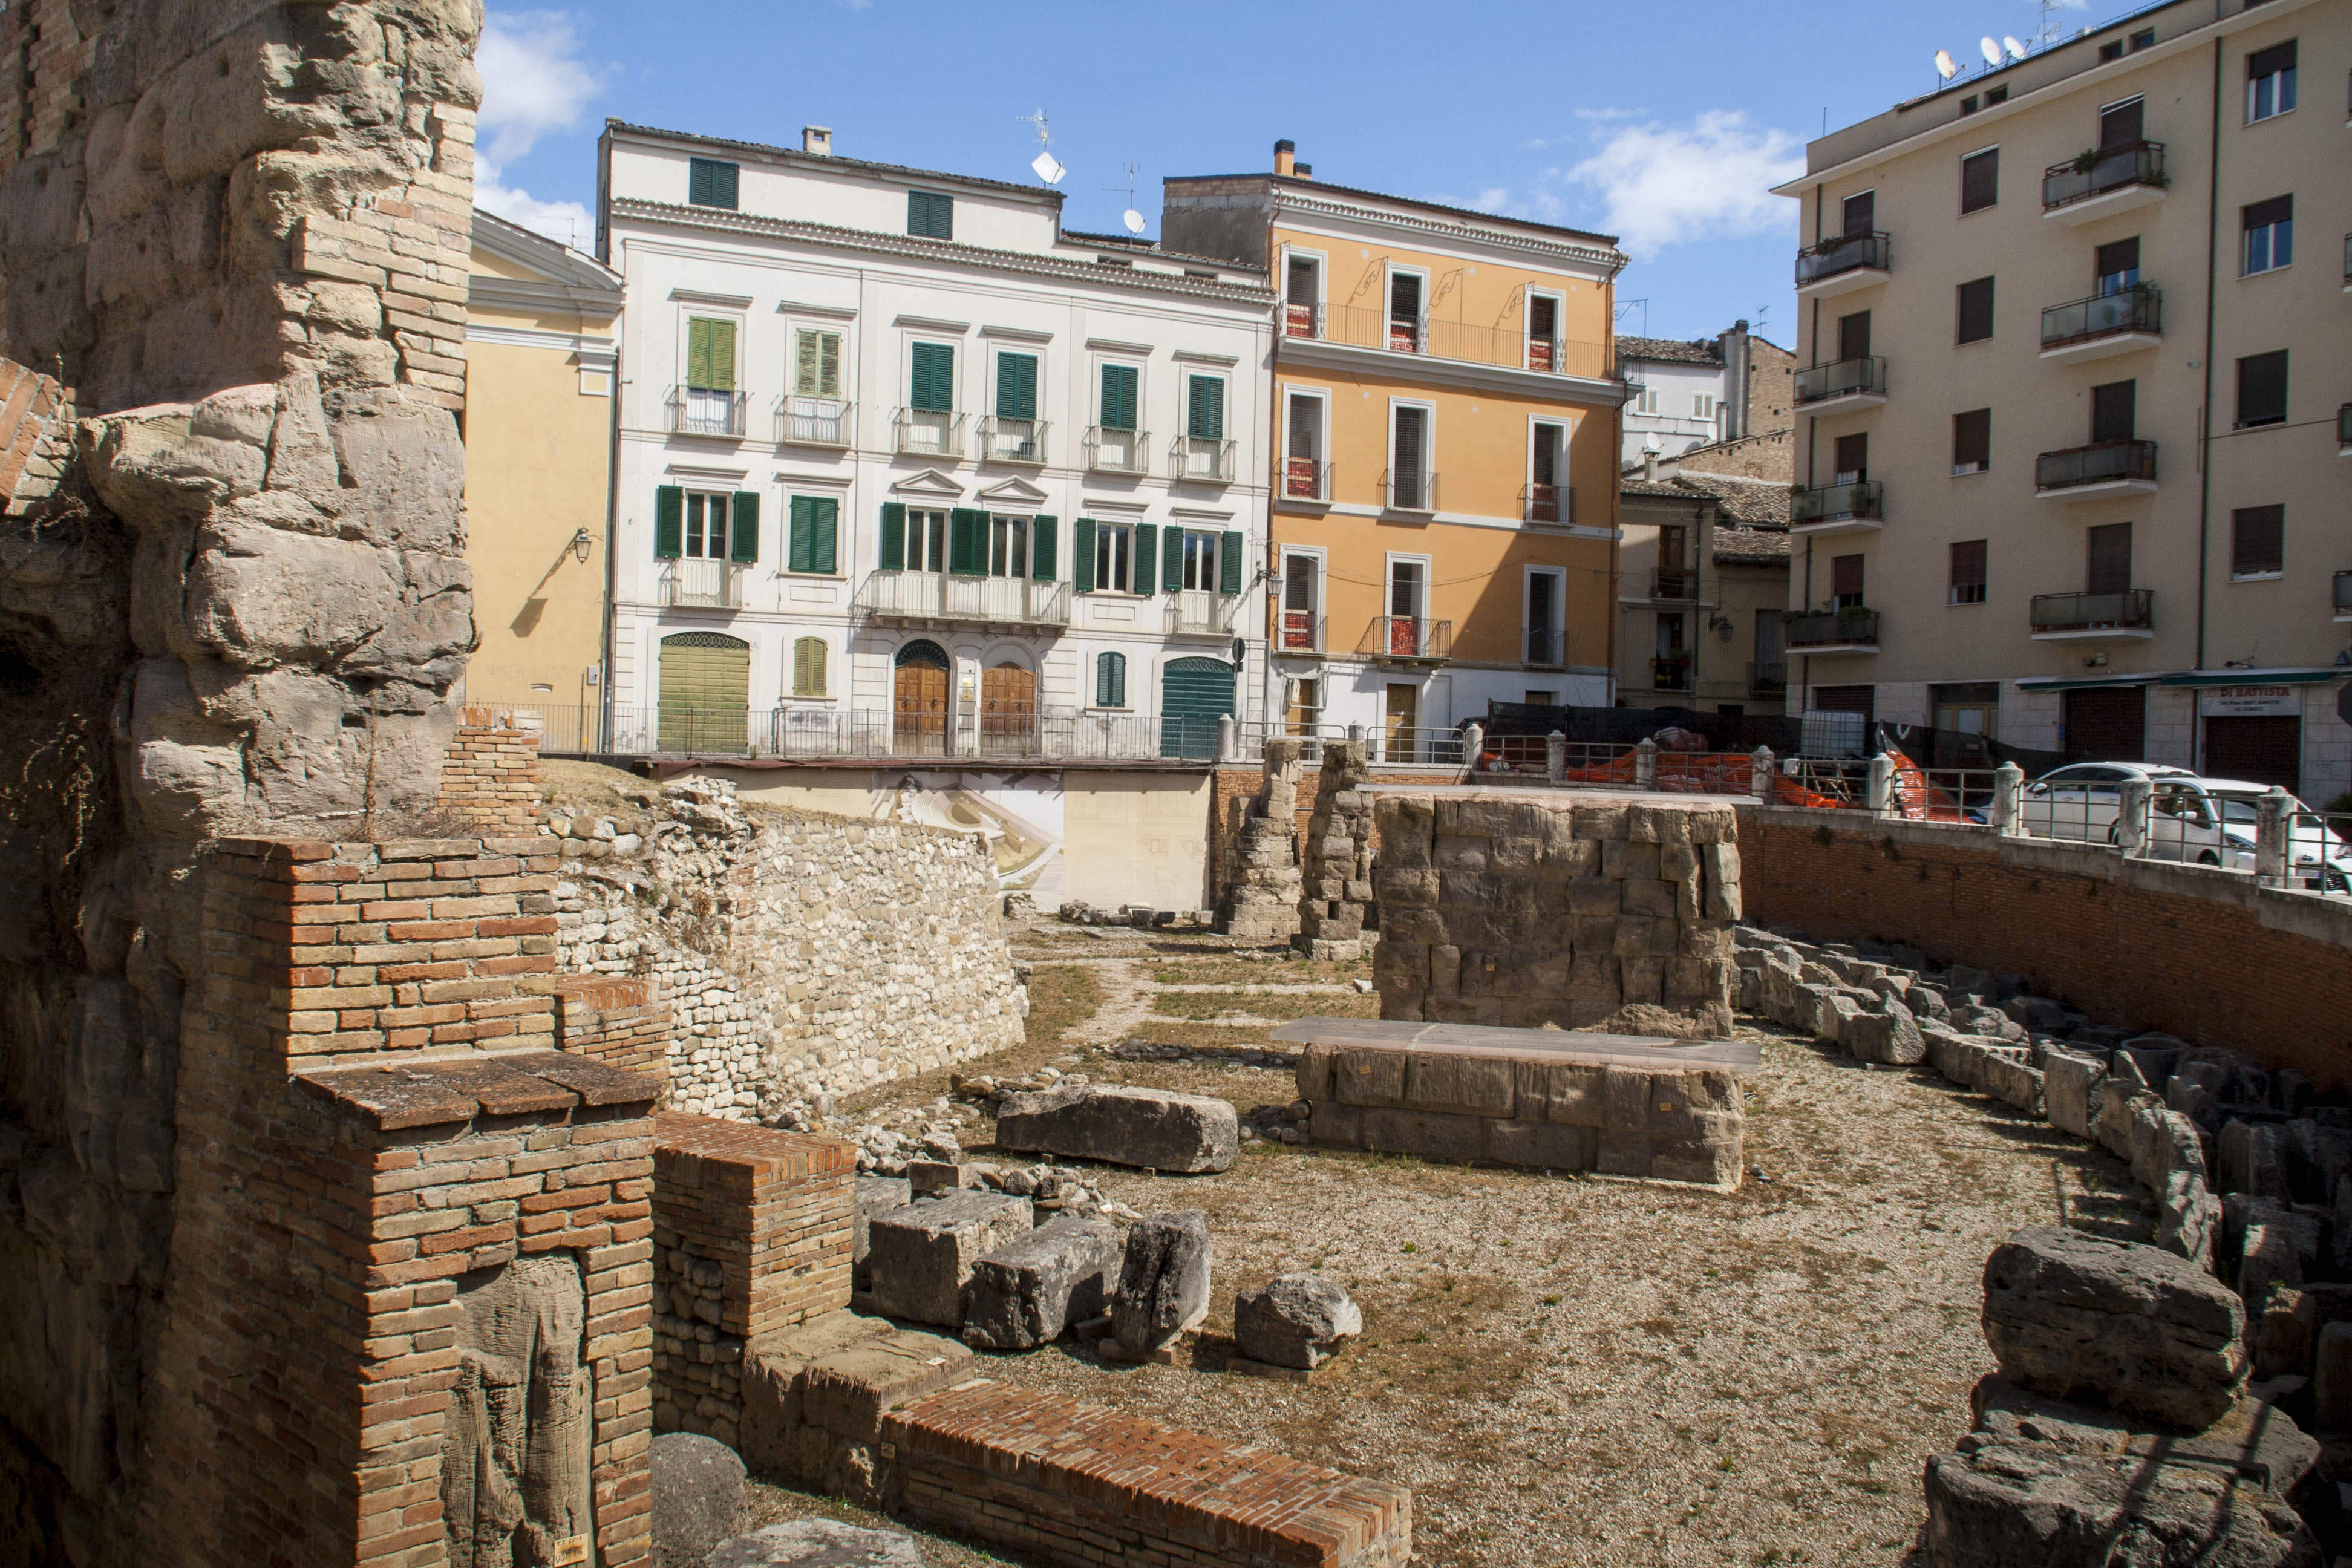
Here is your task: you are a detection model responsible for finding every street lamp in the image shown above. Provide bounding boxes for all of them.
[570,528,593,563]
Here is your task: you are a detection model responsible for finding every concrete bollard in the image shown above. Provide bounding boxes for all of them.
[1634,738,1659,791]
[1546,730,1567,784]
[2115,779,2152,857]
[1991,762,2025,837]
[2256,788,2290,886]
[1750,746,1775,801]
[1216,714,1237,764]
[1460,721,1485,775]
[1867,752,1896,819]
[1347,722,1365,742]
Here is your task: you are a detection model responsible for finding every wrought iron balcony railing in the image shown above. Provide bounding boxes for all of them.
[893,407,964,459]
[1174,436,1236,482]
[1360,617,1453,662]
[855,570,1070,628]
[775,396,852,446]
[1085,425,1151,474]
[661,558,745,610]
[979,416,1048,464]
[2042,140,2166,211]
[1380,469,1439,512]
[669,387,748,437]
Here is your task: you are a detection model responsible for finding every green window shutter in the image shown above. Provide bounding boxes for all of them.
[948,508,987,576]
[1220,531,1245,595]
[1071,518,1096,593]
[879,502,906,571]
[708,320,737,392]
[655,486,684,558]
[996,353,1037,420]
[910,343,953,413]
[1188,376,1224,439]
[1100,364,1138,431]
[787,496,813,573]
[1161,526,1183,595]
[806,639,826,694]
[1030,515,1056,583]
[795,330,841,397]
[688,158,739,209]
[812,498,838,575]
[1097,650,1126,708]
[687,319,713,389]
[730,492,760,563]
[908,191,953,240]
[1134,522,1158,594]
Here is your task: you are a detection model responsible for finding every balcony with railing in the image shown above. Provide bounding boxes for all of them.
[2043,140,2167,223]
[669,387,748,437]
[1380,469,1439,512]
[2035,439,2158,499]
[1794,230,1890,296]
[2040,284,2161,363]
[1794,355,1888,413]
[1360,617,1453,664]
[855,570,1071,629]
[1281,458,1332,503]
[1525,628,1565,668]
[979,416,1048,465]
[661,558,745,610]
[1749,661,1788,699]
[1650,655,1693,693]
[1276,610,1325,655]
[1783,609,1881,653]
[1085,425,1151,475]
[2333,572,2352,623]
[1791,479,1884,535]
[2031,589,2154,639]
[893,407,964,459]
[1174,436,1236,482]
[1522,483,1573,525]
[1168,589,1240,637]
[1284,301,1615,381]
[774,396,852,446]
[1647,567,1698,601]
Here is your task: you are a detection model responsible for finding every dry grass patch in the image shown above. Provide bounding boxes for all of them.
[1149,956,1373,987]
[1148,990,1381,1023]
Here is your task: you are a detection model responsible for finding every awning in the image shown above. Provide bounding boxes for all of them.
[2159,668,2344,688]
[2013,672,2166,692]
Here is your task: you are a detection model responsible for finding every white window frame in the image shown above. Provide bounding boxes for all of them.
[904,335,960,411]
[987,512,1032,580]
[681,489,734,560]
[787,321,849,402]
[1524,287,1566,350]
[1278,543,1325,655]
[990,344,1044,419]
[786,634,834,700]
[1525,415,1570,525]
[1692,392,1717,421]
[1280,385,1331,502]
[1383,263,1430,350]
[1633,384,1661,416]
[1385,551,1432,624]
[1523,565,1567,664]
[1175,528,1224,593]
[900,506,950,575]
[1091,353,1147,428]
[2244,51,2296,123]
[1093,520,1137,595]
[677,304,746,393]
[1279,244,1328,333]
[1385,396,1436,509]
[2241,204,2293,276]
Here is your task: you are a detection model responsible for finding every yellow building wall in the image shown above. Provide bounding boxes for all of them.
[462,299,613,704]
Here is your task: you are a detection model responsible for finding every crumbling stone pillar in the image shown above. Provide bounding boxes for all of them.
[1295,739,1374,961]
[1221,739,1305,944]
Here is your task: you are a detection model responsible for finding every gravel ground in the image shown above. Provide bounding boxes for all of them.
[743,921,2154,1567]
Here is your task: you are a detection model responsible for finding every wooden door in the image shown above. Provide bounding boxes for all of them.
[980,664,1036,756]
[893,643,949,756]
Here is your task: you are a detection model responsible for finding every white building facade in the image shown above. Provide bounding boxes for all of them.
[596,122,1275,762]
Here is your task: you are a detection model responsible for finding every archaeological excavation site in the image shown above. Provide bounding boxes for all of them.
[5,5,2352,1568]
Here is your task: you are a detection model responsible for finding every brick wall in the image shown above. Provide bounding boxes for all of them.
[437,708,546,829]
[890,1379,1413,1567]
[1739,807,2352,1086]
[652,1113,855,1446]
[0,356,70,512]
[558,975,673,1086]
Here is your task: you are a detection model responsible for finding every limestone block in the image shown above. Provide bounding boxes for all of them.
[1844,999,1925,1067]
[1923,1440,2314,1568]
[1234,1274,1361,1370]
[851,1175,912,1290]
[2041,1050,2108,1140]
[2156,1171,2221,1270]
[993,1084,1237,1174]
[1818,991,1866,1046]
[865,1191,1034,1328]
[707,1522,929,1568]
[1112,1210,1212,1354]
[1485,1118,1596,1171]
[1512,1060,1608,1128]
[2241,1224,2303,1319]
[1979,1056,2046,1118]
[2219,1119,2292,1201]
[960,1214,1120,1351]
[2315,1322,2352,1429]
[1402,1052,1517,1119]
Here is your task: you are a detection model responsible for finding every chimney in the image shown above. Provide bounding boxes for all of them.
[1293,162,1313,179]
[1273,139,1296,177]
[803,126,833,156]
[1643,450,1658,482]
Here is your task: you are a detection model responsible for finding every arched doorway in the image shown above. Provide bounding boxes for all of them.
[1160,656,1235,760]
[893,639,950,756]
[658,632,751,754]
[980,661,1037,758]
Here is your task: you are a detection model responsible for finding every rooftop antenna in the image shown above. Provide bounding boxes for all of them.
[1104,161,1146,235]
[2033,0,2065,50]
[1018,109,1065,185]
[1933,48,1959,82]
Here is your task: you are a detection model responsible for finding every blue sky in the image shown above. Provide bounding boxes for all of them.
[479,0,2140,348]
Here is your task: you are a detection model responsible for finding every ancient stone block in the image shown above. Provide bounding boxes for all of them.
[1112,1210,1213,1354]
[1234,1274,1361,1370]
[865,1191,1034,1328]
[959,1215,1120,1351]
[2041,1049,2108,1140]
[993,1084,1238,1174]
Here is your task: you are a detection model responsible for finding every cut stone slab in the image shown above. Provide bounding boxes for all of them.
[1970,1374,2319,1496]
[959,1214,1120,1351]
[852,1176,912,1290]
[1843,998,1924,1067]
[648,1431,746,1568]
[705,1520,929,1567]
[993,1083,1239,1174]
[1981,1226,2248,1431]
[865,1191,1034,1328]
[1233,1273,1362,1370]
[1112,1209,1212,1356]
[2042,1050,2108,1140]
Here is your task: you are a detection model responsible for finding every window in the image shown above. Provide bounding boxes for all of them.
[791,638,828,697]
[1932,682,1999,739]
[1692,393,1717,421]
[1186,374,1225,439]
[2247,41,2298,122]
[1178,531,1221,592]
[1283,391,1326,498]
[1093,521,1133,592]
[907,189,954,240]
[1633,385,1660,416]
[786,495,839,575]
[688,158,739,210]
[2086,522,2132,595]
[1840,191,1875,237]
[1956,276,1995,344]
[1388,558,1427,622]
[908,342,954,411]
[2090,379,2137,443]
[2235,350,2287,428]
[2099,97,2144,149]
[1527,293,1560,368]
[1837,310,1872,362]
[995,352,1038,421]
[2099,39,2123,63]
[2243,195,2293,274]
[1281,550,1321,650]
[685,316,737,394]
[988,514,1030,578]
[1953,408,1991,475]
[1390,405,1431,509]
[1284,254,1320,336]
[1099,363,1139,431]
[1094,650,1128,708]
[1984,85,2009,106]
[653,488,756,566]
[1831,554,1866,609]
[884,506,948,573]
[2129,27,2154,51]
[1961,148,1999,213]
[1529,420,1566,521]
[1959,95,1979,116]
[684,492,731,558]
[1526,569,1562,665]
[2094,237,2140,295]
[1387,270,1424,350]
[794,329,843,399]
[2232,505,2284,577]
[1833,432,1868,485]
[1949,539,1988,604]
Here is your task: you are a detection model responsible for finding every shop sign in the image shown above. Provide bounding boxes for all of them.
[2200,685,2299,718]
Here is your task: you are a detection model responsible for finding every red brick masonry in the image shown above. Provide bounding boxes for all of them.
[437,707,545,829]
[890,1380,1414,1568]
[558,973,673,1086]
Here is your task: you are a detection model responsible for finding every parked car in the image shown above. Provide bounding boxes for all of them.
[2021,762,2352,889]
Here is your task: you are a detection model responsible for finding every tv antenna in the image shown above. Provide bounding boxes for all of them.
[1105,162,1146,235]
[1018,109,1065,185]
[2033,0,2065,49]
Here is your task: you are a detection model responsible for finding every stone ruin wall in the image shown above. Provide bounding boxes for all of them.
[0,1,483,1560]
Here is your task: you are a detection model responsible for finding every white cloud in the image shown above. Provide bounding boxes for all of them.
[477,9,603,166]
[1565,111,1803,257]
[475,157,593,250]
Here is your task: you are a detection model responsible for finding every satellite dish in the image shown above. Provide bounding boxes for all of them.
[1979,36,2002,66]
[1934,48,1958,79]
[1031,150,1066,186]
[2004,35,2028,60]
[1642,433,1664,452]
[1122,209,1146,235]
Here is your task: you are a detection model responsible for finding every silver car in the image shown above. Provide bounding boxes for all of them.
[2022,762,2352,889]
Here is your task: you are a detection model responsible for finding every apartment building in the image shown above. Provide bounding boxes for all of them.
[461,210,624,705]
[1616,434,1795,713]
[595,122,1273,759]
[1163,143,1628,748]
[1618,322,1795,466]
[1773,0,2350,797]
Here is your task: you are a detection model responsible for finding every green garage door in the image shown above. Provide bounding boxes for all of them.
[1161,656,1235,760]
[659,632,751,754]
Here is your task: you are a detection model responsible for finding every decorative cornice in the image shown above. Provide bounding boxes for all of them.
[671,288,753,308]
[1272,190,1624,275]
[468,274,622,321]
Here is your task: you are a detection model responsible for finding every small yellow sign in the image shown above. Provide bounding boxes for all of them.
[550,1535,590,1566]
